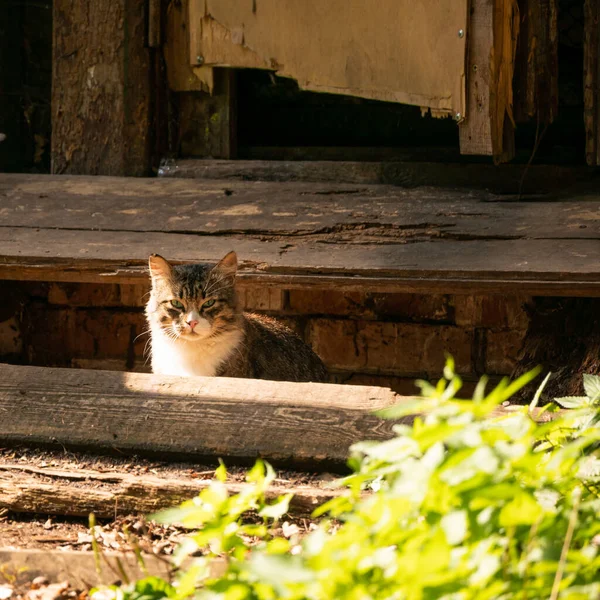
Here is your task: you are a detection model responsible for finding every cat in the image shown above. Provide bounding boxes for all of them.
[145,251,328,383]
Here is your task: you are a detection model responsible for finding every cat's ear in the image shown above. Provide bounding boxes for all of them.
[211,251,238,285]
[148,254,173,282]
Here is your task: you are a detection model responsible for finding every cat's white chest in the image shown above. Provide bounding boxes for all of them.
[150,329,242,377]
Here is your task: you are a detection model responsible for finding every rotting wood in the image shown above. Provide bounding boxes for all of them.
[584,0,600,166]
[188,0,467,117]
[157,158,597,194]
[490,0,519,163]
[460,0,494,156]
[0,363,405,467]
[0,463,344,518]
[513,0,558,124]
[51,0,152,176]
[0,174,599,295]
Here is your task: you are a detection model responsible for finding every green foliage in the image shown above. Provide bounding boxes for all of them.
[94,365,600,600]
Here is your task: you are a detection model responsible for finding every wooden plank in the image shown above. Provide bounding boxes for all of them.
[164,0,206,91]
[51,0,152,176]
[0,363,405,467]
[157,158,599,194]
[460,0,494,155]
[1,174,599,240]
[176,70,237,158]
[0,549,174,589]
[0,463,343,518]
[585,0,600,166]
[0,174,599,294]
[188,0,467,117]
[514,0,559,123]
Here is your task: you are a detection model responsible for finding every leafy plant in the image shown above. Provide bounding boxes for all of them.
[94,363,600,600]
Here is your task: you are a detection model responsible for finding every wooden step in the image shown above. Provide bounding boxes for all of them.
[0,363,405,468]
[1,174,599,296]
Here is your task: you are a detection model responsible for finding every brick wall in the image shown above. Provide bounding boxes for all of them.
[0,281,531,393]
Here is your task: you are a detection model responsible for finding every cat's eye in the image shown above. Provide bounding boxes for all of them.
[171,299,185,310]
[203,299,216,309]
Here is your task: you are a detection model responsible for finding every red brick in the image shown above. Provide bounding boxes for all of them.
[453,295,530,329]
[309,318,472,376]
[357,322,472,375]
[240,286,284,311]
[48,283,148,307]
[288,290,368,317]
[370,293,449,322]
[485,329,527,375]
[308,319,363,370]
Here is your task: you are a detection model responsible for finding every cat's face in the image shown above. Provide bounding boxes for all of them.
[146,251,240,342]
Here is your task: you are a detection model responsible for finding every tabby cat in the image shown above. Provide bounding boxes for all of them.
[145,251,328,382]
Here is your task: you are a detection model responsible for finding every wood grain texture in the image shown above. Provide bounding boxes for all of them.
[460,0,494,155]
[0,363,404,466]
[0,549,174,588]
[514,0,558,123]
[0,174,599,295]
[0,463,343,517]
[51,0,152,176]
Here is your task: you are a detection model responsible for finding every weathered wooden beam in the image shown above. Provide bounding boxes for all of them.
[514,0,559,124]
[459,0,519,162]
[0,549,175,589]
[0,463,342,518]
[0,364,403,468]
[585,0,600,166]
[51,0,153,175]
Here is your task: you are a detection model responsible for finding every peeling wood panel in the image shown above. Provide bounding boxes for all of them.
[188,0,467,116]
[584,0,600,166]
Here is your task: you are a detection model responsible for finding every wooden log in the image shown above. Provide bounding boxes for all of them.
[585,0,600,166]
[51,0,152,176]
[513,0,558,124]
[0,363,404,468]
[0,549,175,589]
[0,463,342,518]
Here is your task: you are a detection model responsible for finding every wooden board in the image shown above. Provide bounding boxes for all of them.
[51,0,153,176]
[459,0,494,156]
[188,0,467,116]
[0,549,174,588]
[0,363,406,467]
[0,462,342,518]
[513,0,558,124]
[0,174,599,295]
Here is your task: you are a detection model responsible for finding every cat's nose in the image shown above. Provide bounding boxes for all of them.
[187,319,199,331]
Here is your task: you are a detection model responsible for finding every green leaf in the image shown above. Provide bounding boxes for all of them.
[554,396,590,409]
[215,459,227,482]
[441,510,468,545]
[530,371,551,412]
[258,493,293,520]
[583,374,600,402]
[498,492,543,527]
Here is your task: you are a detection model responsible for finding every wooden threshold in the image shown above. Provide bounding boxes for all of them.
[0,174,599,296]
[0,363,404,468]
